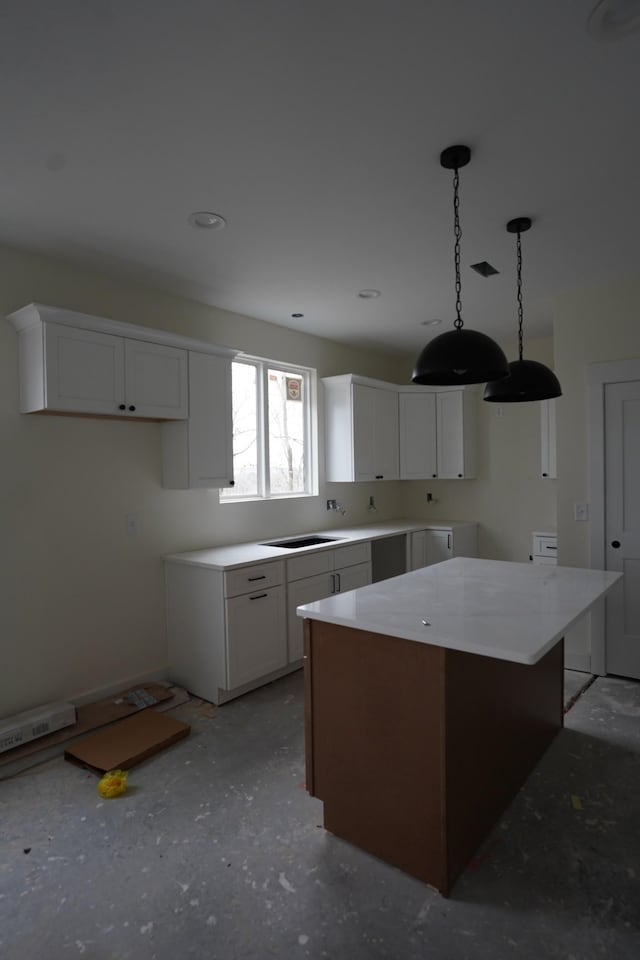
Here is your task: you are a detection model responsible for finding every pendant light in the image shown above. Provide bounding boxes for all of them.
[484,217,562,402]
[412,145,509,386]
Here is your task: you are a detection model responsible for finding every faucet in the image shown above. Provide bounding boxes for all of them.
[326,499,347,516]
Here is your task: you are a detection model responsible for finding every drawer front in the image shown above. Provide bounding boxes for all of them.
[333,541,371,570]
[224,560,285,598]
[287,550,334,583]
[533,536,557,559]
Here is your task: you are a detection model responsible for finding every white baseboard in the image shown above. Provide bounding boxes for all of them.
[70,666,171,707]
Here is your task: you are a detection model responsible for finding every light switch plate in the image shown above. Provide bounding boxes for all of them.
[574,502,589,522]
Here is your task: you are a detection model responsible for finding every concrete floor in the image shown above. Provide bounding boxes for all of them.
[1,671,639,960]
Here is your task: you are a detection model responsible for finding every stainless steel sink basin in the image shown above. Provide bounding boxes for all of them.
[263,535,341,549]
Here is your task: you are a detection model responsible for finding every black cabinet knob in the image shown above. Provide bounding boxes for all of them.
[458,473,462,478]
[611,540,621,549]
[432,474,437,478]
[542,472,548,477]
[228,480,235,486]
[118,404,126,410]
[375,474,383,479]
[128,405,136,412]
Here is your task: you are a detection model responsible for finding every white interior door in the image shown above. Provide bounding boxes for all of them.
[605,380,640,678]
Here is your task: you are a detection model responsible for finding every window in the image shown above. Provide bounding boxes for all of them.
[220,356,316,500]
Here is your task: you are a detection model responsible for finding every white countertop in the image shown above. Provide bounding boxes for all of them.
[296,557,622,666]
[163,519,475,571]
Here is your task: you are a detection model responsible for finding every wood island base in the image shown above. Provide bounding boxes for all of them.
[303,619,564,896]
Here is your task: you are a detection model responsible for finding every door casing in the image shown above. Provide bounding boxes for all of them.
[588,357,640,674]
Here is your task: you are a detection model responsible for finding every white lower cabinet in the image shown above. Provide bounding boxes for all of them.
[225,586,287,688]
[408,523,478,571]
[286,543,372,661]
[165,559,288,704]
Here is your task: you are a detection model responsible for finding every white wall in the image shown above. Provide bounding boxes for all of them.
[552,280,640,668]
[0,245,407,717]
[1,243,561,715]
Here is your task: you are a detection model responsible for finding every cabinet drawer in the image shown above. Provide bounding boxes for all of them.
[287,550,334,582]
[224,560,285,598]
[333,542,371,569]
[533,536,557,559]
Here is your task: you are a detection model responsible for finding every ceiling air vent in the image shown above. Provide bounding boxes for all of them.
[470,261,499,277]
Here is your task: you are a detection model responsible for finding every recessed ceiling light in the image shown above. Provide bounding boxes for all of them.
[588,0,640,39]
[291,313,304,318]
[357,289,381,299]
[188,211,227,230]
[421,318,442,327]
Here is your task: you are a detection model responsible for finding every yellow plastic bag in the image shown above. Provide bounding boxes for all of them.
[97,769,128,799]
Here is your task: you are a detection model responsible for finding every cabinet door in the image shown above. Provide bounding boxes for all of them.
[287,572,334,663]
[425,529,452,565]
[334,561,371,593]
[408,530,428,570]
[399,392,437,480]
[353,384,399,481]
[225,585,287,689]
[436,390,465,478]
[352,384,379,480]
[540,398,557,478]
[44,322,125,415]
[187,352,234,487]
[124,339,188,419]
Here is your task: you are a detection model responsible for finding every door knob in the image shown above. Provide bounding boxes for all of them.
[611,540,621,549]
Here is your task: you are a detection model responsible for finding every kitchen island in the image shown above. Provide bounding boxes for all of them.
[297,557,621,895]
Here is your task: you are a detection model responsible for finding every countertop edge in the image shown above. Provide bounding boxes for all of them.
[162,519,478,571]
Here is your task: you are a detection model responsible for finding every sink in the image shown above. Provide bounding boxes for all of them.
[262,535,341,549]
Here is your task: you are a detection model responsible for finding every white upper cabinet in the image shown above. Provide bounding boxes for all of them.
[123,338,187,419]
[398,386,477,480]
[8,304,193,419]
[161,351,234,489]
[435,388,477,479]
[43,322,126,416]
[323,375,399,482]
[398,390,437,479]
[540,398,557,478]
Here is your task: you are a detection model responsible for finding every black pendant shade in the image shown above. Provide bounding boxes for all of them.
[483,358,562,402]
[412,144,509,387]
[484,216,562,403]
[412,328,510,386]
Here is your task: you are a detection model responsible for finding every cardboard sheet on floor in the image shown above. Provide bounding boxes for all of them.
[0,683,177,768]
[64,710,190,774]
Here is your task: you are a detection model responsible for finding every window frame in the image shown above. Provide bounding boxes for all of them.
[220,353,318,502]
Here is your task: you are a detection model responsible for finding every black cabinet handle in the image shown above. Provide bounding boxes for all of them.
[249,593,268,600]
[375,474,383,479]
[128,405,136,412]
[118,404,126,410]
[611,540,621,549]
[247,574,266,582]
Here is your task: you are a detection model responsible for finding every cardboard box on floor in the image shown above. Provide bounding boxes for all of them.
[64,710,190,774]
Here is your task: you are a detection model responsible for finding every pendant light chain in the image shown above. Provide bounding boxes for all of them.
[516,229,524,361]
[453,167,463,330]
